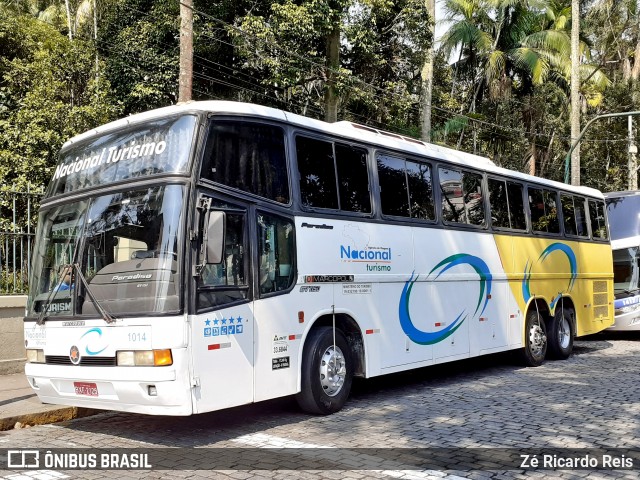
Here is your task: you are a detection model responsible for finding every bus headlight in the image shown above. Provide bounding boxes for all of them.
[26,349,45,363]
[116,349,173,366]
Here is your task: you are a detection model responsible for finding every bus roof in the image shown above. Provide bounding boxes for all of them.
[605,190,640,199]
[62,100,604,199]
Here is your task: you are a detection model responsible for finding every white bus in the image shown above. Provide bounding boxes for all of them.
[24,101,614,416]
[605,190,640,330]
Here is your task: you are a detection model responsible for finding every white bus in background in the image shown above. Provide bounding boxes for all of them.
[605,190,640,330]
[24,101,613,416]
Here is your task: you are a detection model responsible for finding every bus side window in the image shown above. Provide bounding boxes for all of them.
[561,194,577,236]
[378,154,410,218]
[529,187,559,233]
[440,167,484,226]
[202,121,289,204]
[335,144,371,213]
[257,212,295,296]
[406,159,435,220]
[589,199,609,240]
[200,213,246,288]
[574,197,588,237]
[297,137,338,210]
[506,182,526,230]
[488,178,509,228]
[197,211,249,311]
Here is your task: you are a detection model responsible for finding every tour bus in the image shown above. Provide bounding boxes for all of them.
[24,101,614,416]
[605,190,640,330]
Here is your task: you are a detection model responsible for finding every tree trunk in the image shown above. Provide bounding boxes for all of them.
[570,0,581,185]
[420,0,436,142]
[324,23,340,123]
[631,42,640,81]
[64,0,73,40]
[93,0,99,79]
[179,0,194,103]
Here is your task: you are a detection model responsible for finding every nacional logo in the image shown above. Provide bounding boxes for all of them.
[69,345,81,365]
[522,243,577,308]
[339,245,392,272]
[399,254,492,345]
[339,224,392,272]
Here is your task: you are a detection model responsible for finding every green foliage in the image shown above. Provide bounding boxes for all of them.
[99,0,179,114]
[1,0,640,196]
[231,0,433,133]
[0,11,120,195]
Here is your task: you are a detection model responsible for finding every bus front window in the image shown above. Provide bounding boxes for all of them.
[613,247,640,295]
[28,185,185,317]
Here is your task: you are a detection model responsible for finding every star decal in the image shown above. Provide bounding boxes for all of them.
[221,318,227,325]
[205,319,211,326]
[213,319,219,325]
[229,317,235,324]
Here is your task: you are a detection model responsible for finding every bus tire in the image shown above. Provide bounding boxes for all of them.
[295,327,353,415]
[519,310,547,367]
[547,308,574,360]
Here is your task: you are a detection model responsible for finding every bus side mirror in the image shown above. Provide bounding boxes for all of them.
[194,209,225,277]
[206,211,225,264]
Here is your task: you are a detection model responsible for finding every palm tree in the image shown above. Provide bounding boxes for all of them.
[420,0,436,142]
[441,0,608,175]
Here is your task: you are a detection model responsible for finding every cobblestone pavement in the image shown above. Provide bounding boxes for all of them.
[1,333,640,479]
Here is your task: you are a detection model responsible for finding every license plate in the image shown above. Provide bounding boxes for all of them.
[73,381,98,397]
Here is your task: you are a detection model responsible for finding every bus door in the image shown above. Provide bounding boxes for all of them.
[190,196,255,413]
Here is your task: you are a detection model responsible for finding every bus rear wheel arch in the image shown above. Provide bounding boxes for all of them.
[295,326,354,415]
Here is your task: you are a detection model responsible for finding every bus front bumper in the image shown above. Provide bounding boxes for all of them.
[609,308,640,331]
[24,349,193,416]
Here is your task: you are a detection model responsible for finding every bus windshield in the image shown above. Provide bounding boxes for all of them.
[28,184,185,318]
[613,247,640,295]
[606,194,640,241]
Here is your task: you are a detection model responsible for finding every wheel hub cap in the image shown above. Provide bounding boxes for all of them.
[529,324,546,357]
[319,345,346,397]
[558,317,570,349]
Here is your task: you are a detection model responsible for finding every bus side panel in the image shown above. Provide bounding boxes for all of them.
[189,303,254,413]
[572,241,614,335]
[333,282,384,376]
[494,235,614,338]
[296,219,416,372]
[253,289,332,402]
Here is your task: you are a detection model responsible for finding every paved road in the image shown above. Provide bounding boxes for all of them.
[1,333,640,479]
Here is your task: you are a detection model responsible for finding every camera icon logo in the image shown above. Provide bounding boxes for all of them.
[7,450,40,469]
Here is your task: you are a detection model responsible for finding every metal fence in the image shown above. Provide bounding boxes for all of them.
[0,186,43,295]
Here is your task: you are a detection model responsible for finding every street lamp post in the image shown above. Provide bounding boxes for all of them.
[564,111,640,185]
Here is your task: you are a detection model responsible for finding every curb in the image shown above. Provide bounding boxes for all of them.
[0,407,99,431]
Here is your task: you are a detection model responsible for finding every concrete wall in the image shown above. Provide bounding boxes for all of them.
[0,295,26,374]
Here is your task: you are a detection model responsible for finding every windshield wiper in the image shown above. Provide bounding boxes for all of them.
[68,263,117,324]
[37,263,116,325]
[36,264,73,326]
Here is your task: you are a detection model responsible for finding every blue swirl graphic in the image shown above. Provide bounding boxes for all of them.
[429,254,493,316]
[399,254,492,345]
[521,243,577,304]
[80,327,108,356]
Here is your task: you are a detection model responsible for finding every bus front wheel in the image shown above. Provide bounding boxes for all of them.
[296,327,353,415]
[547,308,574,360]
[520,310,547,367]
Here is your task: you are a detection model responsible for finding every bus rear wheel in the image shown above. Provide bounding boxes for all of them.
[547,308,574,360]
[296,327,353,415]
[519,310,547,367]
